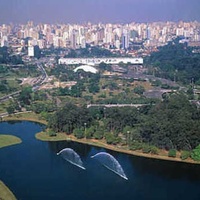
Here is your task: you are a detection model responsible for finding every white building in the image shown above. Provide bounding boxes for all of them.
[59,57,143,65]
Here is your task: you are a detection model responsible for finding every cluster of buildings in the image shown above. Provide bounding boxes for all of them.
[0,21,200,56]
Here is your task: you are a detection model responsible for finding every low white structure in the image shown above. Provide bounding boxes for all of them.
[59,57,143,65]
[74,65,98,74]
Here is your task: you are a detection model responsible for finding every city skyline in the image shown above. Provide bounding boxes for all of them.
[0,0,200,24]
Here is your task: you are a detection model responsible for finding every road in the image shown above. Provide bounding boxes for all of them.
[0,91,21,103]
[32,63,48,91]
[0,59,49,104]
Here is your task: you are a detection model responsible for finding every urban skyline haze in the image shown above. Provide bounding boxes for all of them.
[0,0,200,24]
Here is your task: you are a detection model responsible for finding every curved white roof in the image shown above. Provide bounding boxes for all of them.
[74,65,98,74]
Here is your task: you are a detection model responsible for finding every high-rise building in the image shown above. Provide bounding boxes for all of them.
[146,26,151,40]
[121,29,129,50]
[71,29,77,49]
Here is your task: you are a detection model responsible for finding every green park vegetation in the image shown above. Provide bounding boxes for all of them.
[40,92,200,163]
[0,181,17,200]
[2,39,200,164]
[0,135,22,149]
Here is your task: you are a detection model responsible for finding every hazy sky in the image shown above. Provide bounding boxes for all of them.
[0,0,200,24]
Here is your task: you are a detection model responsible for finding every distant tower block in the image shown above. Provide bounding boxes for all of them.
[121,29,130,50]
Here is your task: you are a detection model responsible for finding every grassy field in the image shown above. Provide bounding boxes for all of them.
[35,131,68,141]
[0,135,22,149]
[0,181,17,200]
[0,101,10,113]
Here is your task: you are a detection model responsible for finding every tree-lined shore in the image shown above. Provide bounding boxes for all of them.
[3,93,200,164]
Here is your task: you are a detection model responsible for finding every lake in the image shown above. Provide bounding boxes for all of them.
[0,121,200,200]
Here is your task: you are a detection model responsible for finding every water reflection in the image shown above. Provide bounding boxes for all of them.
[129,155,200,182]
[48,140,200,182]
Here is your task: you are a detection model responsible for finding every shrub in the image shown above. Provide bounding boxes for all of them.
[129,141,144,151]
[142,145,151,154]
[105,133,116,144]
[180,151,191,160]
[168,149,176,158]
[48,130,57,137]
[191,144,200,161]
[150,146,159,155]
[93,129,104,140]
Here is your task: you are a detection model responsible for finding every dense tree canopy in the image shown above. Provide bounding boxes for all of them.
[145,38,200,84]
[48,93,200,152]
[0,47,23,64]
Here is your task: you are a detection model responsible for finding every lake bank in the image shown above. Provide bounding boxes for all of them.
[1,112,47,125]
[1,114,199,165]
[36,131,199,165]
[0,181,17,200]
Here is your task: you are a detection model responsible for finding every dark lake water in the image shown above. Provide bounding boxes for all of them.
[0,121,200,200]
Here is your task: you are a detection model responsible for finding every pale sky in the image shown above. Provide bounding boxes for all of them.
[0,0,200,24]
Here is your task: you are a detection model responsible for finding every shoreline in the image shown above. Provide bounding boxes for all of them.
[1,114,199,165]
[0,181,17,200]
[36,131,199,165]
[1,112,47,125]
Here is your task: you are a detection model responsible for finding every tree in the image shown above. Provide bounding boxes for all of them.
[133,86,145,95]
[146,38,200,84]
[6,105,15,114]
[48,103,92,133]
[99,62,111,71]
[88,84,100,94]
[85,126,95,139]
[94,129,104,140]
[105,132,118,144]
[73,128,84,139]
[140,93,200,150]
[18,86,32,105]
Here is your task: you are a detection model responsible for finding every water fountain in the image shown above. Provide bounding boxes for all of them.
[57,148,85,170]
[91,152,128,180]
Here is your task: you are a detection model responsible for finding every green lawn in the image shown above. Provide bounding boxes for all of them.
[0,135,22,149]
[0,181,17,200]
[35,131,68,141]
[0,101,10,113]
